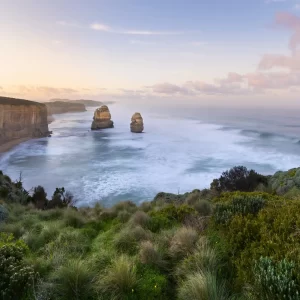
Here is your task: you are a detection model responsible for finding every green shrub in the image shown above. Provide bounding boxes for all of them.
[135,265,168,299]
[148,204,196,232]
[52,259,96,300]
[177,271,228,300]
[214,195,265,225]
[253,257,300,300]
[117,210,132,223]
[193,200,212,216]
[97,254,137,299]
[211,166,267,192]
[0,233,36,300]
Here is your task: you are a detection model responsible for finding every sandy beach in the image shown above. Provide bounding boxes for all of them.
[0,138,31,154]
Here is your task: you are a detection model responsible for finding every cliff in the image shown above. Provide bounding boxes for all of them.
[50,98,105,107]
[0,96,50,146]
[45,101,86,115]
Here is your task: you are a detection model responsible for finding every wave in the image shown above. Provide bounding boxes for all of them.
[218,126,300,144]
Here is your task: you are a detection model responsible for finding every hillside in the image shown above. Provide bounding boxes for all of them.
[50,98,115,107]
[45,101,86,115]
[1,166,300,299]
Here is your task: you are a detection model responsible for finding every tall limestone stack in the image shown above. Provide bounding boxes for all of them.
[130,112,144,133]
[91,105,114,130]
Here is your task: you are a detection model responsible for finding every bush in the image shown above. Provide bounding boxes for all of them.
[214,195,265,225]
[148,204,196,232]
[32,186,48,209]
[0,233,36,300]
[117,210,132,223]
[0,204,8,223]
[169,227,198,260]
[98,254,137,299]
[211,166,268,192]
[253,257,300,300]
[193,200,212,216]
[52,259,96,300]
[131,211,151,227]
[177,271,228,300]
[135,265,168,299]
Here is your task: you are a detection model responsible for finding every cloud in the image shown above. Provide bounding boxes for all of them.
[266,0,287,3]
[130,40,156,45]
[274,12,300,50]
[259,52,300,70]
[147,83,190,95]
[295,4,300,10]
[89,22,184,35]
[90,23,111,31]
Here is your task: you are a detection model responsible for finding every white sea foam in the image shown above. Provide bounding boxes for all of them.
[1,105,300,206]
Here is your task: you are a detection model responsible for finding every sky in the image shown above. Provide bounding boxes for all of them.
[1,0,300,107]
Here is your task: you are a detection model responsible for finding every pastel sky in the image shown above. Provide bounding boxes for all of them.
[1,0,300,107]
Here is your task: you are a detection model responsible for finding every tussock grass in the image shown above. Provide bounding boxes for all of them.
[97,254,137,299]
[131,210,151,227]
[63,208,85,228]
[169,227,198,260]
[114,225,150,254]
[178,271,228,300]
[175,236,220,279]
[139,240,164,268]
[52,259,96,300]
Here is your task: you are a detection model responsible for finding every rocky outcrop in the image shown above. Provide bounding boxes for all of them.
[0,97,50,146]
[91,105,114,130]
[46,101,86,115]
[130,112,144,133]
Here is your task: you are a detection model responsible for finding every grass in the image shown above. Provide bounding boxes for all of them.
[52,259,96,300]
[169,227,198,260]
[97,254,137,299]
[178,271,228,300]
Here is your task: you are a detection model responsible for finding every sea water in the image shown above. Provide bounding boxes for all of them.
[1,104,300,206]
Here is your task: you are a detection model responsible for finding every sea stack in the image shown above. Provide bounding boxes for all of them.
[130,112,144,133]
[91,105,114,130]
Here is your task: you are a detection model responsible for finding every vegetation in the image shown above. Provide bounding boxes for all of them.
[1,166,300,299]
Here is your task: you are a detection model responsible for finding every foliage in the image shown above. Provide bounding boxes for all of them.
[214,194,265,225]
[0,233,36,300]
[211,166,268,192]
[253,257,300,300]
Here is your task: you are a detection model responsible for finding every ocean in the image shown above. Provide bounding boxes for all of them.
[1,103,300,206]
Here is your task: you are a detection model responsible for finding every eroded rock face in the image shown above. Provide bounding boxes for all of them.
[91,105,114,130]
[130,112,144,133]
[0,97,50,145]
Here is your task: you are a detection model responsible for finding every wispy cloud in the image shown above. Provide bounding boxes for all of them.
[56,21,82,28]
[89,22,184,35]
[130,40,156,45]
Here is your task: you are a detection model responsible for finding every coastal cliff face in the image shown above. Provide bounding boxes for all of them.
[46,101,86,115]
[0,97,49,145]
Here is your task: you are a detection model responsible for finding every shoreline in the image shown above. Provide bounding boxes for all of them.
[0,137,31,154]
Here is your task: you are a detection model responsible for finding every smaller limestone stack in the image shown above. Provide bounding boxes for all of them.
[130,112,144,133]
[91,105,114,130]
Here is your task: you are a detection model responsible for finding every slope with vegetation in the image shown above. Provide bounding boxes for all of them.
[0,166,300,299]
